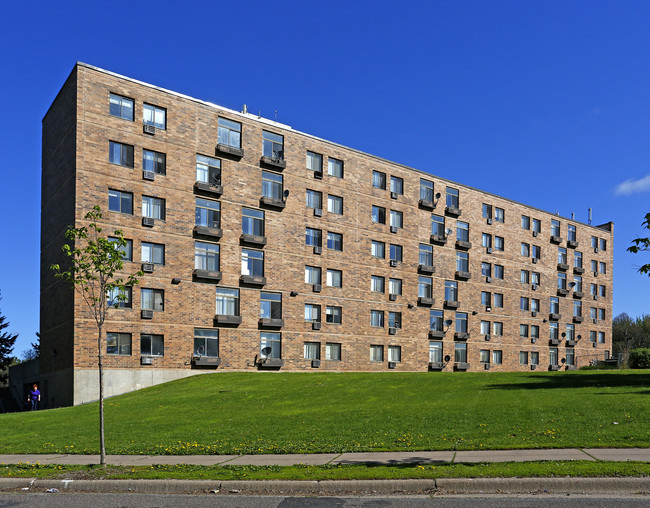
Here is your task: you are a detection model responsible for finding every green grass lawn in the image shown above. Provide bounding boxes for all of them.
[0,371,649,455]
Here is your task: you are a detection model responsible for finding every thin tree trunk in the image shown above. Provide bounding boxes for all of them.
[98,325,105,466]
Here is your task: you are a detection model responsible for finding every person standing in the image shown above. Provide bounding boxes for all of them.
[28,384,40,411]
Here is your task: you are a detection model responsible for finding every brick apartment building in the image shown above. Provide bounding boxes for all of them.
[39,63,613,407]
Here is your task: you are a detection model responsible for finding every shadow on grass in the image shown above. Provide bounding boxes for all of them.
[487,372,650,391]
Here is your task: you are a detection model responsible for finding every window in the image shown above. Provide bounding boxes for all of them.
[389,244,403,262]
[590,307,597,320]
[141,334,164,356]
[455,312,468,333]
[566,323,575,341]
[550,322,559,340]
[143,149,166,175]
[574,276,583,292]
[492,350,503,365]
[370,345,384,362]
[531,325,539,339]
[445,280,458,301]
[304,342,320,360]
[549,348,559,366]
[328,157,343,178]
[109,141,134,168]
[372,205,386,224]
[216,288,239,316]
[494,265,504,279]
[600,238,607,251]
[558,247,567,264]
[531,271,540,285]
[550,297,560,314]
[306,189,322,210]
[457,221,469,242]
[305,304,321,323]
[591,236,598,248]
[574,251,583,268]
[242,208,264,236]
[143,103,166,130]
[599,285,606,297]
[521,215,530,230]
[108,237,132,261]
[532,218,541,233]
[371,241,385,258]
[432,215,445,237]
[482,204,492,220]
[532,245,541,260]
[493,322,503,336]
[420,179,434,202]
[217,117,242,149]
[521,242,530,257]
[590,330,597,343]
[195,198,221,228]
[196,154,221,186]
[195,242,219,272]
[326,343,341,361]
[480,349,490,364]
[109,93,134,121]
[371,275,385,293]
[493,293,504,308]
[142,196,165,220]
[520,270,530,284]
[480,320,490,335]
[430,309,444,331]
[107,286,132,308]
[494,236,504,251]
[454,343,467,363]
[389,210,403,229]
[389,278,402,296]
[551,220,561,237]
[419,276,433,298]
[260,332,281,359]
[108,189,133,214]
[519,351,528,365]
[566,348,575,366]
[241,249,264,276]
[260,292,282,319]
[456,252,469,272]
[326,269,342,287]
[107,332,131,355]
[388,345,401,362]
[531,298,540,312]
[482,233,492,249]
[194,329,219,357]
[481,291,491,306]
[370,310,384,327]
[598,308,605,320]
[141,288,164,311]
[599,262,606,274]
[327,232,343,251]
[419,244,433,266]
[262,131,284,159]
[558,273,567,290]
[495,207,504,223]
[388,312,402,329]
[373,171,386,189]
[520,324,529,338]
[531,352,539,365]
[590,283,598,296]
[429,341,443,362]
[481,263,492,278]
[390,176,403,195]
[568,224,577,242]
[446,187,459,208]
[306,227,322,247]
[305,266,321,285]
[598,331,605,343]
[141,242,164,265]
[262,171,283,200]
[328,195,343,214]
[520,297,530,311]
[306,151,322,173]
[326,306,342,324]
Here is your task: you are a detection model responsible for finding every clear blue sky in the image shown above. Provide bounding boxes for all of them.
[1,1,649,357]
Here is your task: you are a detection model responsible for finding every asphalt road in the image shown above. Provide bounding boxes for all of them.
[2,494,650,507]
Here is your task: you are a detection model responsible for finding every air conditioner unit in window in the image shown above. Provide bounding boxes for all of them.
[389,327,397,335]
[594,247,599,253]
[313,208,323,217]
[531,338,537,344]
[388,361,396,369]
[593,295,598,300]
[532,284,538,290]
[390,226,398,234]
[313,246,322,255]
[311,359,321,368]
[484,363,491,370]
[142,263,155,273]
[143,124,156,135]
[487,218,493,225]
[390,260,398,267]
[141,309,154,319]
[486,247,493,254]
[314,171,323,180]
[484,334,491,341]
[486,276,492,283]
[593,342,597,347]
[391,192,398,199]
[313,284,321,293]
[593,271,598,277]
[532,258,538,264]
[140,356,153,365]
[142,217,155,227]
[312,321,321,330]
[531,311,537,317]
[143,171,155,181]
[533,231,539,237]
[389,294,397,301]
[593,318,597,324]
[530,364,537,370]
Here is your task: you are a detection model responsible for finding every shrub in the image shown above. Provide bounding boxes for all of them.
[628,348,650,369]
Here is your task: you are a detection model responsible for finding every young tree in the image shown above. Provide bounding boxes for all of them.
[628,212,650,274]
[51,206,141,465]
[0,292,19,385]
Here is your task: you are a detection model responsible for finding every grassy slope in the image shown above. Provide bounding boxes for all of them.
[0,371,648,455]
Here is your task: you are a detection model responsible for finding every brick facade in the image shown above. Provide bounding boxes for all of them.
[40,63,614,406]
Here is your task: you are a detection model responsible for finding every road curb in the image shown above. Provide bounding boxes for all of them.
[1,477,649,495]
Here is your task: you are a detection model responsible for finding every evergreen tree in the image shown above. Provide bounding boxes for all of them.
[0,292,19,385]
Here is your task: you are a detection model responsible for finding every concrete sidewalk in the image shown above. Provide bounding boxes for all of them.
[0,447,649,466]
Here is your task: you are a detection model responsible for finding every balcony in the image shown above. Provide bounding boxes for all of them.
[192,356,221,368]
[192,269,222,283]
[573,266,585,275]
[428,330,445,339]
[215,143,244,159]
[445,206,461,217]
[429,361,445,370]
[455,271,471,281]
[557,263,569,271]
[549,364,561,371]
[454,332,470,341]
[194,225,222,240]
[454,362,470,371]
[240,233,267,246]
[417,297,435,307]
[549,313,561,321]
[549,337,561,346]
[259,318,284,328]
[566,339,577,347]
[550,235,562,244]
[260,196,286,210]
[430,234,447,245]
[573,291,584,299]
[194,181,223,196]
[557,288,570,297]
[444,300,460,309]
[260,155,286,170]
[567,240,579,249]
[213,314,242,326]
[418,264,435,274]
[257,357,284,369]
[455,240,472,250]
[240,274,266,287]
[573,315,584,323]
[418,199,435,210]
